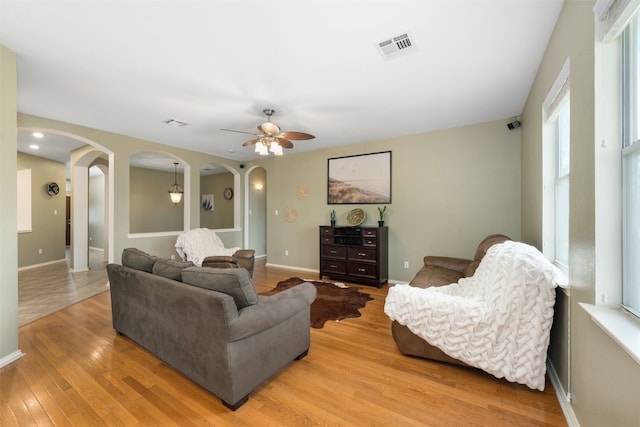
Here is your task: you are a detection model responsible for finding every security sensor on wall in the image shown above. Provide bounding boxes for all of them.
[507,117,522,130]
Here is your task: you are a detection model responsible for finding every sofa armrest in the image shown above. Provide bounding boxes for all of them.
[423,256,472,274]
[233,249,255,260]
[227,282,317,342]
[203,255,235,264]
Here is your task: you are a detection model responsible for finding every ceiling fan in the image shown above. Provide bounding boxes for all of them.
[221,109,315,156]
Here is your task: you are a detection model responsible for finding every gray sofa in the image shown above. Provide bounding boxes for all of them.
[107,248,317,410]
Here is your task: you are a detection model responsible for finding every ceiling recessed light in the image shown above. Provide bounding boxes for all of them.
[32,132,44,138]
[29,144,39,150]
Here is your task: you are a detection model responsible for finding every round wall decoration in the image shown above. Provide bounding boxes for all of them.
[223,187,234,200]
[284,206,298,222]
[47,182,60,196]
[296,184,309,200]
[346,208,365,226]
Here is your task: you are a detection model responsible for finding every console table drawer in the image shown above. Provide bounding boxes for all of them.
[348,246,377,262]
[322,259,347,275]
[322,245,347,259]
[363,229,378,237]
[320,227,334,236]
[348,262,377,278]
[363,237,377,246]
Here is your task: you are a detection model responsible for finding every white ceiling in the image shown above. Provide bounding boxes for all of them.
[2,0,563,165]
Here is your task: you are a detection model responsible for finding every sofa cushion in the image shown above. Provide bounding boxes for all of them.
[181,267,258,309]
[152,258,194,281]
[122,248,158,272]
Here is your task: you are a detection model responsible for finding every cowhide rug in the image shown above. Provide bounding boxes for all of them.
[260,277,374,329]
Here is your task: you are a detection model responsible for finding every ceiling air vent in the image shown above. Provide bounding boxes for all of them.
[163,118,189,127]
[376,32,417,61]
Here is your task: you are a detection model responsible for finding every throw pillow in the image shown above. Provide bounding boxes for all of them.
[122,248,158,272]
[152,258,194,281]
[181,267,258,309]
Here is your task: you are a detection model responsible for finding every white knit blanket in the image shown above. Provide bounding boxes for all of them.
[175,228,240,267]
[384,241,560,390]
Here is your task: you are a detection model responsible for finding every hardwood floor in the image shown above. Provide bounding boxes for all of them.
[2,260,567,426]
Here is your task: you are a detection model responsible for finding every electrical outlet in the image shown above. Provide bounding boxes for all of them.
[403,261,409,269]
[275,209,279,216]
[38,248,43,254]
[285,250,289,256]
[170,255,176,260]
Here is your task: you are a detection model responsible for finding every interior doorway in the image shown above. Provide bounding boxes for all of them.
[65,195,71,246]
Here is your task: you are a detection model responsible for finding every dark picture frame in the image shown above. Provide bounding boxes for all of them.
[327,151,392,204]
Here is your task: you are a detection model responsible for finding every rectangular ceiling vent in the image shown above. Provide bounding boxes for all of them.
[376,32,417,61]
[163,118,189,127]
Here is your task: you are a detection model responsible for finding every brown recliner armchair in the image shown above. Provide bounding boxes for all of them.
[202,249,255,277]
[391,234,510,366]
[175,228,256,277]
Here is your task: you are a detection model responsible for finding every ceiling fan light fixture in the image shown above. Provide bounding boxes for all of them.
[270,140,283,156]
[222,108,315,156]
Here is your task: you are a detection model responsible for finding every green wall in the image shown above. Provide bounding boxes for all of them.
[255,118,522,282]
[200,172,234,230]
[248,167,267,257]
[89,168,106,249]
[0,44,19,364]
[521,1,640,425]
[129,166,184,233]
[16,152,67,268]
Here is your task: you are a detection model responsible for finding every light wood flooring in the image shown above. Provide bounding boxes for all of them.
[2,260,568,426]
[18,249,108,326]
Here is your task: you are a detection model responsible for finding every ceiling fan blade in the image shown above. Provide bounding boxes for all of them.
[258,122,280,135]
[242,138,262,147]
[277,131,315,140]
[221,128,259,136]
[276,137,294,149]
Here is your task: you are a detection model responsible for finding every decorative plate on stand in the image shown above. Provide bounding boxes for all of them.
[346,208,365,226]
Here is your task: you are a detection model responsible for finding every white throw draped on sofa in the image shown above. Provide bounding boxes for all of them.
[384,241,561,390]
[175,228,240,267]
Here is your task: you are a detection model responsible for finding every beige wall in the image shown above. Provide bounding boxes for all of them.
[17,152,67,267]
[200,172,234,230]
[0,44,19,364]
[255,118,522,282]
[521,1,640,425]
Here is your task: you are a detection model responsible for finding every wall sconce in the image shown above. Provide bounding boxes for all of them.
[168,162,183,205]
[255,183,264,192]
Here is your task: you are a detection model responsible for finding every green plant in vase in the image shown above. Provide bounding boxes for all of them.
[377,206,387,227]
[330,209,336,226]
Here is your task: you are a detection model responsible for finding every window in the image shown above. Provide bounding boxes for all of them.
[542,59,570,270]
[554,103,570,269]
[622,14,640,317]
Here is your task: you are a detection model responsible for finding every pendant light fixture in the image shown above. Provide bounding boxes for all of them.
[168,162,183,205]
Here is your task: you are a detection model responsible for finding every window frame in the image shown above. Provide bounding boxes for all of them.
[622,14,640,318]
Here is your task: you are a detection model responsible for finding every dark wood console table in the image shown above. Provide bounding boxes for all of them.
[319,226,388,287]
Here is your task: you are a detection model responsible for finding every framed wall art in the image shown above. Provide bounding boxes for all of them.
[327,151,391,204]
[202,193,214,212]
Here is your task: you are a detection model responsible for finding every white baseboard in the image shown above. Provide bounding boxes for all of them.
[265,263,318,274]
[546,358,579,427]
[0,350,25,368]
[18,258,66,271]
